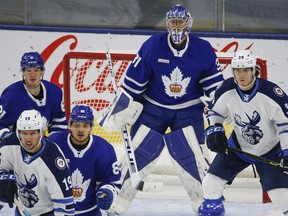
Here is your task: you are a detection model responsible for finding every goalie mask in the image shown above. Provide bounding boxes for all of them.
[166,4,193,45]
[70,105,94,126]
[231,50,257,90]
[20,52,45,71]
[16,109,45,152]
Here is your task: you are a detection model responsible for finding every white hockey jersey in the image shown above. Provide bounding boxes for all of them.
[0,133,74,215]
[207,78,288,157]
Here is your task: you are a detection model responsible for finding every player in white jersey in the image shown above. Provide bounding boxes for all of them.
[0,51,67,139]
[0,109,74,215]
[48,105,121,216]
[198,50,288,216]
[99,4,223,215]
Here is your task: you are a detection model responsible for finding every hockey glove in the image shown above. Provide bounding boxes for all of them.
[0,179,17,208]
[96,188,114,210]
[205,123,227,154]
[281,149,288,175]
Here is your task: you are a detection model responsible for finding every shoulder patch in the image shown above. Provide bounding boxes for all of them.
[273,86,284,97]
[55,157,66,170]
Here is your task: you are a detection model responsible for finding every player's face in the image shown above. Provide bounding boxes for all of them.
[69,122,92,145]
[168,18,187,45]
[233,67,254,90]
[23,67,44,88]
[18,130,42,153]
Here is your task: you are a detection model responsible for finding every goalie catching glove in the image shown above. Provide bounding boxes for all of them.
[98,88,143,132]
[204,123,227,154]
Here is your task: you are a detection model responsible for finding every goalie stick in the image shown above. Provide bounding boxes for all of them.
[0,174,31,216]
[105,46,163,192]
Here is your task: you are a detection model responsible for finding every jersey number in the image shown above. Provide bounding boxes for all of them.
[62,176,73,191]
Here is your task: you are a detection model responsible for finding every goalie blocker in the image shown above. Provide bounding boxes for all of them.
[108,125,209,215]
[98,88,143,132]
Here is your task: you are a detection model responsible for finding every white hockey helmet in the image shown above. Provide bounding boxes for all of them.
[231,50,256,71]
[231,50,258,90]
[166,4,193,44]
[16,110,45,144]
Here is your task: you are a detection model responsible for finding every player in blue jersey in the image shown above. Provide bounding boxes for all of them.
[0,109,74,215]
[48,105,121,216]
[198,50,288,216]
[0,51,67,139]
[99,4,224,215]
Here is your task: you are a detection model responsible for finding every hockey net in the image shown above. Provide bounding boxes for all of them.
[62,51,267,187]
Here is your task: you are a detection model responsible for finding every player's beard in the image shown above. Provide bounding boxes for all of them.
[71,133,90,145]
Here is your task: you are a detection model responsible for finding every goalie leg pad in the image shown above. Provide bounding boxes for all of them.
[98,88,143,132]
[109,125,164,214]
[163,126,209,212]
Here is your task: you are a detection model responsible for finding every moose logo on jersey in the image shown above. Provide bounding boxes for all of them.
[162,66,191,98]
[235,110,263,145]
[18,174,39,208]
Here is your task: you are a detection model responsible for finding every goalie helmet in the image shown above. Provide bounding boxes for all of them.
[166,4,193,44]
[70,105,94,125]
[20,52,45,71]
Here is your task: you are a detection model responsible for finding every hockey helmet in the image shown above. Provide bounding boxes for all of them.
[166,4,193,44]
[70,105,94,125]
[231,50,256,71]
[16,109,45,151]
[20,52,45,71]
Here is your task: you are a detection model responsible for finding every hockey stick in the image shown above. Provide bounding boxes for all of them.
[225,146,281,167]
[14,195,31,216]
[105,46,163,192]
[0,174,31,216]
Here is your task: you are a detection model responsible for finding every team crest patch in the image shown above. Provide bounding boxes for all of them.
[55,157,66,170]
[273,86,284,97]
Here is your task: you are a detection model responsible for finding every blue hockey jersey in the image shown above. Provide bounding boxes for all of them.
[207,78,288,159]
[48,132,121,215]
[0,80,67,137]
[0,133,74,215]
[123,32,223,110]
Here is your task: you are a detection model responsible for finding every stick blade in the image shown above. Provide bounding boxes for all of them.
[132,179,163,192]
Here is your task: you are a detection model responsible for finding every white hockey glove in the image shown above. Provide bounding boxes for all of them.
[98,88,143,132]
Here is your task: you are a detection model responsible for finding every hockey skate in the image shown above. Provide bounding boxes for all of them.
[198,197,225,216]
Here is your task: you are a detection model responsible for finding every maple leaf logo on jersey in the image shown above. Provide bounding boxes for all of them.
[71,168,91,202]
[162,67,191,98]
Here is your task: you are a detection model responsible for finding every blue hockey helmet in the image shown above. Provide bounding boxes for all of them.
[166,4,193,44]
[70,105,94,125]
[20,52,45,71]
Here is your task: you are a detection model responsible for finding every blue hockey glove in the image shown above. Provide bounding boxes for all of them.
[204,124,227,154]
[281,149,288,175]
[96,188,114,210]
[0,179,17,208]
